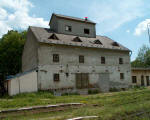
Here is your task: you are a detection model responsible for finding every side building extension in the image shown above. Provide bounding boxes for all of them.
[131,68,150,87]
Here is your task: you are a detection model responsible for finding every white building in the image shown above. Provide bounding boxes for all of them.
[7,13,132,95]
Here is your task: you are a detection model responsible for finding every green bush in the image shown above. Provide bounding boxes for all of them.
[109,87,119,92]
[88,89,99,94]
[62,92,79,96]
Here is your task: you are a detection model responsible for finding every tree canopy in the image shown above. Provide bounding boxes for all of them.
[131,45,150,68]
[0,30,26,78]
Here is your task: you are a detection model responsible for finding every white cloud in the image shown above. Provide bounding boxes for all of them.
[126,30,130,33]
[0,0,49,38]
[87,0,149,34]
[134,19,150,36]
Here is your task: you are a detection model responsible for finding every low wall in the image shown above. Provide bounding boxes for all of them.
[7,71,38,96]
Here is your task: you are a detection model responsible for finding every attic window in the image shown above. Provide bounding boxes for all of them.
[94,40,102,45]
[84,28,90,34]
[73,37,82,42]
[112,42,119,47]
[48,34,59,40]
[65,25,72,32]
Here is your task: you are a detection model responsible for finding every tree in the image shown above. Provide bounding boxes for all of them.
[0,30,26,96]
[131,45,150,68]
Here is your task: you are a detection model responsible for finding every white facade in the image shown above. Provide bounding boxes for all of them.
[37,44,131,92]
[7,71,38,96]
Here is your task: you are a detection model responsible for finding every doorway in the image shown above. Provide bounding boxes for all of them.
[76,73,89,89]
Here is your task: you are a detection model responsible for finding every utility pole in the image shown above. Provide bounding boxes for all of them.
[147,23,150,43]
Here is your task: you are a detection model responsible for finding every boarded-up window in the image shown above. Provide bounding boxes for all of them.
[79,55,84,63]
[119,58,123,64]
[146,76,149,86]
[120,73,124,80]
[53,74,59,82]
[76,73,89,89]
[101,57,105,64]
[132,76,137,83]
[53,54,59,62]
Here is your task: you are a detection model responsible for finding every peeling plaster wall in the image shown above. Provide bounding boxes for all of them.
[37,44,131,91]
[132,70,150,86]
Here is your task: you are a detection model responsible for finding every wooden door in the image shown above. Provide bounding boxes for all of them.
[76,73,89,89]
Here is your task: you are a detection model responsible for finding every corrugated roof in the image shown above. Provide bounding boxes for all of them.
[30,26,131,52]
[50,13,96,25]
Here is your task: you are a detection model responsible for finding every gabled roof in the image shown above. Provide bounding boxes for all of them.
[50,13,96,25]
[29,26,131,52]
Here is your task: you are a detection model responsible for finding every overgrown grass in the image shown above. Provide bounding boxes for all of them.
[1,88,150,120]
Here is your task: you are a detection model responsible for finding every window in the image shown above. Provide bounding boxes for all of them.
[53,54,59,62]
[79,55,84,63]
[101,57,105,64]
[48,33,59,40]
[73,37,82,42]
[112,42,119,47]
[120,73,124,79]
[132,76,137,83]
[65,25,72,32]
[53,74,59,82]
[84,28,90,34]
[94,40,102,45]
[119,58,123,64]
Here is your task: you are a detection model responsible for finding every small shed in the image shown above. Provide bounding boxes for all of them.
[6,70,38,96]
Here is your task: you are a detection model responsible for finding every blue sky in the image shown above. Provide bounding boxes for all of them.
[0,0,150,61]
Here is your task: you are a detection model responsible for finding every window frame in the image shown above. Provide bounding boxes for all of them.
[79,55,84,63]
[132,76,137,83]
[101,56,105,64]
[53,73,60,82]
[119,58,123,64]
[120,73,124,80]
[53,54,59,63]
[65,25,72,32]
[84,28,90,34]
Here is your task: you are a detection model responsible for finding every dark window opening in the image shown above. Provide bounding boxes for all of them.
[132,76,137,83]
[119,58,123,64]
[84,28,90,34]
[48,33,59,40]
[146,76,149,86]
[112,42,119,47]
[94,40,102,45]
[65,25,72,32]
[79,55,84,63]
[53,74,59,82]
[101,57,105,64]
[141,75,144,86]
[120,73,124,79]
[73,37,82,42]
[53,54,59,62]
